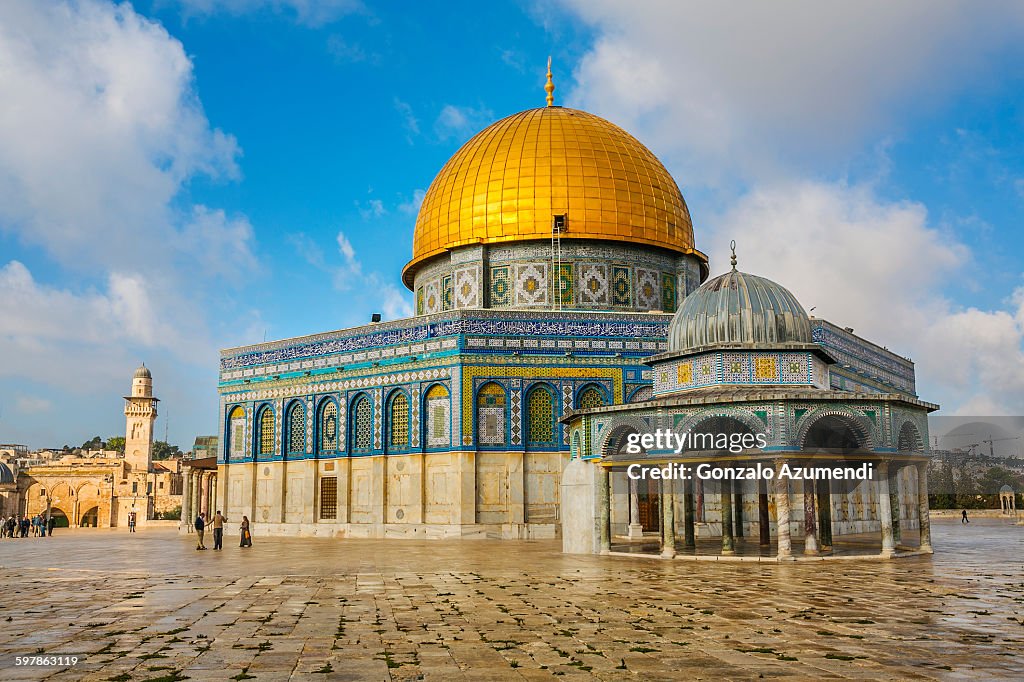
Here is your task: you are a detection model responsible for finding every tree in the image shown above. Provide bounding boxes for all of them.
[929,458,956,509]
[979,466,1023,494]
[954,465,982,509]
[81,435,104,451]
[152,441,182,460]
[106,437,125,453]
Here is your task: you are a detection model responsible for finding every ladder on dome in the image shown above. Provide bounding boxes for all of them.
[551,213,567,311]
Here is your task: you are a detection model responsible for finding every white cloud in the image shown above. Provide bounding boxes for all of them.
[398,189,426,215]
[288,231,410,319]
[336,231,357,263]
[394,98,420,139]
[0,0,240,272]
[326,34,369,63]
[178,0,363,27]
[15,396,52,414]
[562,1,1024,185]
[0,1,255,446]
[435,104,494,142]
[358,199,387,220]
[178,205,258,280]
[379,280,414,320]
[709,181,1024,414]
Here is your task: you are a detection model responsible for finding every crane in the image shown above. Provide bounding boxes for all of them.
[982,435,1021,458]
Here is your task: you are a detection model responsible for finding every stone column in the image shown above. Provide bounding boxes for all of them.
[816,479,833,550]
[683,476,696,549]
[773,461,792,559]
[598,466,611,555]
[181,466,192,529]
[201,472,211,516]
[877,461,896,557]
[733,489,744,538]
[210,474,218,517]
[802,479,819,555]
[661,479,676,558]
[192,470,202,520]
[627,478,643,539]
[758,477,771,547]
[916,462,933,553]
[721,479,734,554]
[889,467,902,544]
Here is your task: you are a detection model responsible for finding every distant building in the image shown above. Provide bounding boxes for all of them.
[3,366,183,526]
[192,436,219,460]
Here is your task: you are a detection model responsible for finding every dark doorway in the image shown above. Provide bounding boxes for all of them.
[637,478,661,532]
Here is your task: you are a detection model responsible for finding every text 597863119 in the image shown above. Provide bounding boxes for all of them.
[14,655,79,666]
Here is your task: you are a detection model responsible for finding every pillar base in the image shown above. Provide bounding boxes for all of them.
[880,547,897,558]
[919,544,934,554]
[661,547,676,559]
[627,523,644,539]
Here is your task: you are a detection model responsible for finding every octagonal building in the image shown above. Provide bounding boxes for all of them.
[204,82,933,548]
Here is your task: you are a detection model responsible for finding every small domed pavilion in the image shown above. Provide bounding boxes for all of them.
[561,248,939,559]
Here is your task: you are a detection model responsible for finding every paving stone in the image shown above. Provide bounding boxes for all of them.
[0,518,1021,679]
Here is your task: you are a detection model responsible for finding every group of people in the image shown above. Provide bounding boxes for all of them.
[193,511,251,550]
[2,514,56,538]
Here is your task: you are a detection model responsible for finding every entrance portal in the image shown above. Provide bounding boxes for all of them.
[80,506,99,528]
[637,478,661,532]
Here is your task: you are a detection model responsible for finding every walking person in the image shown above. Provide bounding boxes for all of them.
[194,512,207,550]
[128,511,137,533]
[239,515,252,548]
[961,509,970,524]
[47,515,56,537]
[212,510,225,550]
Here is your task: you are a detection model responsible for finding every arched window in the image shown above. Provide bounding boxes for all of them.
[227,406,245,460]
[576,385,605,410]
[389,392,410,449]
[526,384,556,447]
[476,382,506,446]
[286,401,306,455]
[319,400,338,453]
[257,407,275,457]
[425,384,450,447]
[352,395,372,451]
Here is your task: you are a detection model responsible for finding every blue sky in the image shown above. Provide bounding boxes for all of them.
[2,0,1024,449]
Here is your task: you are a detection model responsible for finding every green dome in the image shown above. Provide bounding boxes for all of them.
[668,268,811,354]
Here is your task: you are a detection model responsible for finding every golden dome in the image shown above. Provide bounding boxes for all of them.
[403,106,705,288]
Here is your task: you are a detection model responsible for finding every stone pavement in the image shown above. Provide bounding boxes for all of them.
[0,518,1021,681]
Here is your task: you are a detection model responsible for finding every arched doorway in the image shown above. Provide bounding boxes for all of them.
[48,508,70,528]
[79,506,99,528]
[603,424,659,534]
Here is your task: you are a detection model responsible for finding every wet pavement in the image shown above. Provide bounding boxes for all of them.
[0,517,1021,680]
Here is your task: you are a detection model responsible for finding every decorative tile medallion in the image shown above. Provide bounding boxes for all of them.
[514,263,548,306]
[578,263,609,305]
[490,266,510,306]
[637,268,661,310]
[661,272,676,312]
[556,263,573,306]
[611,266,631,306]
[441,274,453,311]
[454,266,480,308]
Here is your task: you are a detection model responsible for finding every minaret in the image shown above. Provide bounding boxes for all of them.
[124,364,158,473]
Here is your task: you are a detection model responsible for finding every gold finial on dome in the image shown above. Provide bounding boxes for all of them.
[730,240,737,271]
[545,56,555,107]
